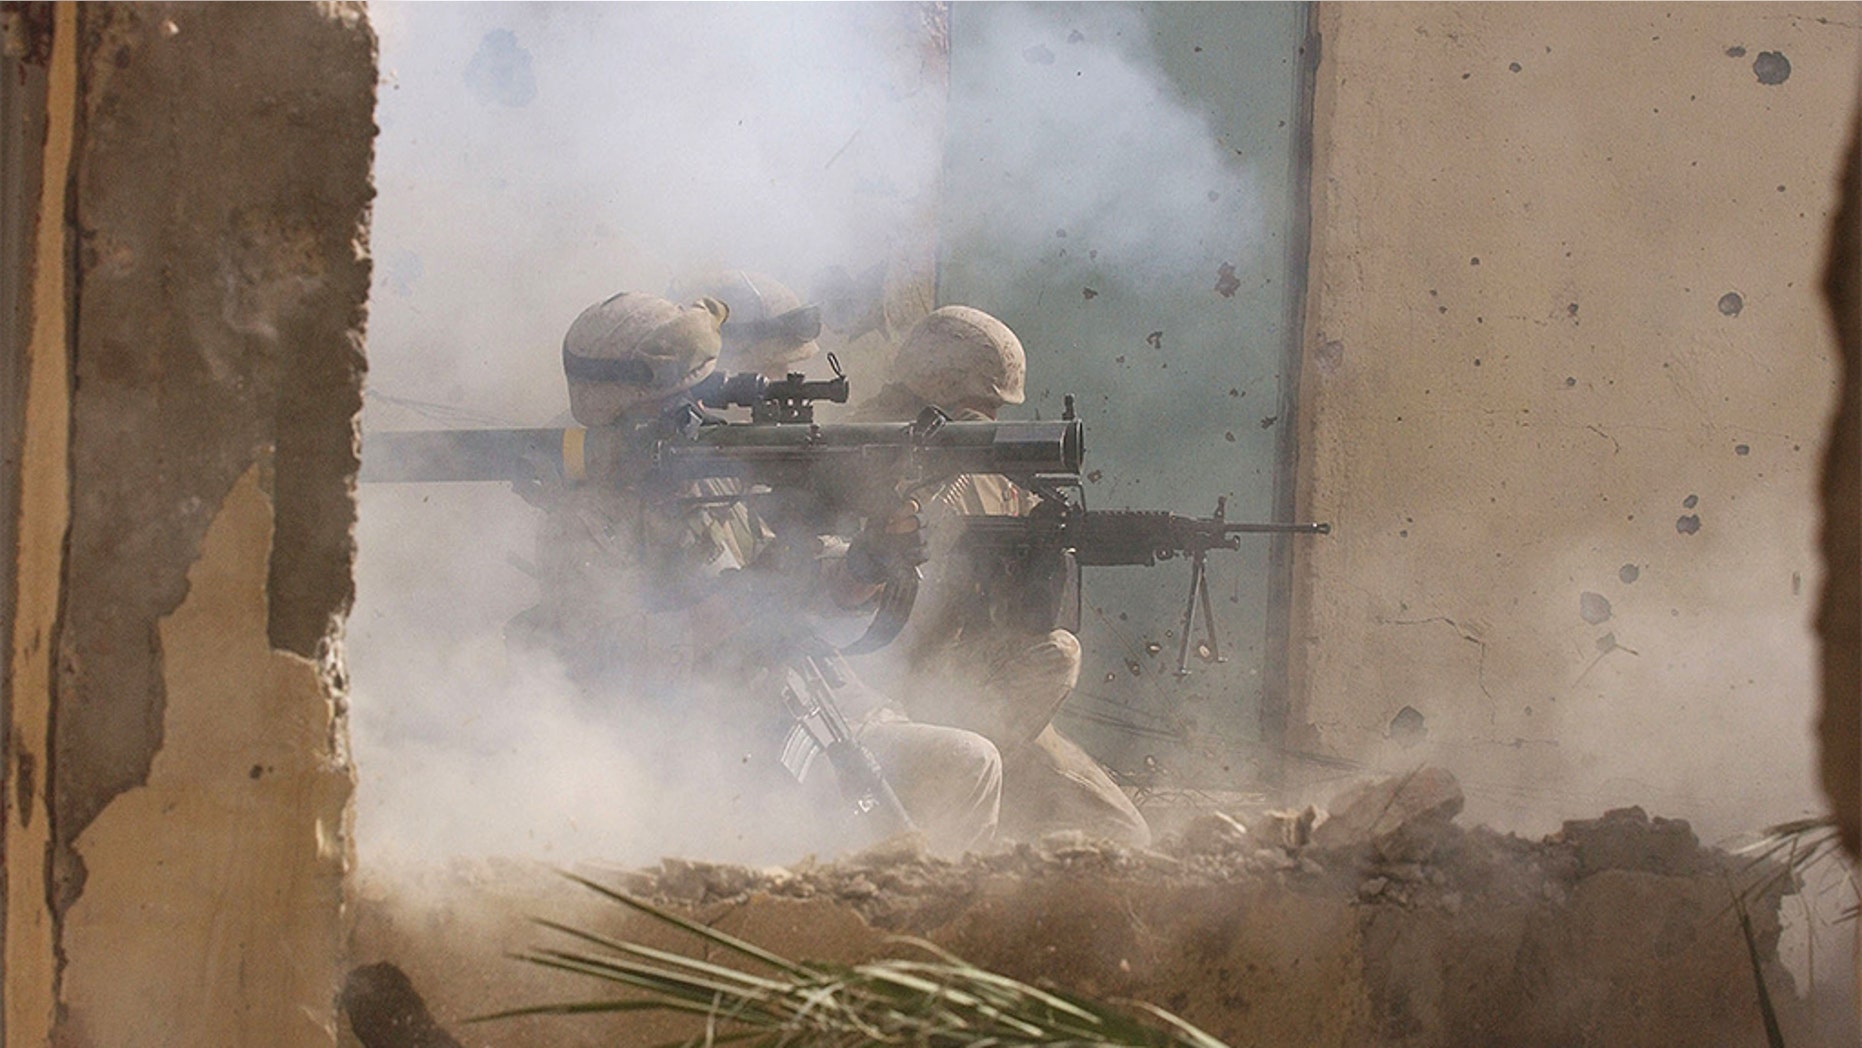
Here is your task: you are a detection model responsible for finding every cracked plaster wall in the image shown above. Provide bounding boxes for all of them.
[3,3,375,1045]
[1290,4,1861,836]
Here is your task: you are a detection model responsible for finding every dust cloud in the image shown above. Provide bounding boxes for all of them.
[351,0,1839,956]
[351,3,1263,870]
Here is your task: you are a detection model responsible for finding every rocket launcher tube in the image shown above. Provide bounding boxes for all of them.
[359,417,1085,493]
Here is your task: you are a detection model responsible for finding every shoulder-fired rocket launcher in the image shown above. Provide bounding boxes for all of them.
[359,366,1085,509]
[359,364,1084,655]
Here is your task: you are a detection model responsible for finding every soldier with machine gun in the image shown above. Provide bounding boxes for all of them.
[847,306,1154,845]
[362,293,1323,854]
[848,306,1328,846]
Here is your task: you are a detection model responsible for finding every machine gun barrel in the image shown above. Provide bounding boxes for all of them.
[1071,510,1327,566]
[955,508,1327,567]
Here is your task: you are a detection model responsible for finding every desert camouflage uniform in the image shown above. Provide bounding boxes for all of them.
[512,290,1000,856]
[852,384,1151,846]
[519,470,1001,856]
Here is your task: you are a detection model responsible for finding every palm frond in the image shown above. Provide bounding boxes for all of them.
[1733,816,1855,916]
[475,872,1233,1048]
[1732,888,1788,1048]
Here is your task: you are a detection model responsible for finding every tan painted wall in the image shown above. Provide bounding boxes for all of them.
[2,4,375,1045]
[1291,3,1862,838]
[4,5,77,1042]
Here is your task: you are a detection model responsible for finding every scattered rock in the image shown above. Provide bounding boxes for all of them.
[1178,811,1250,856]
[342,962,464,1048]
[850,833,931,868]
[1254,805,1319,849]
[1553,806,1707,878]
[1312,767,1465,863]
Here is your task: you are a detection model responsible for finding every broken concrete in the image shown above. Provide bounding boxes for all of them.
[1310,765,1465,863]
[4,4,375,1045]
[348,783,1806,1048]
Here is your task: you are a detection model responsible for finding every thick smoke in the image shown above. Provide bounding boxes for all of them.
[352,3,1267,869]
[364,2,945,428]
[937,3,1267,288]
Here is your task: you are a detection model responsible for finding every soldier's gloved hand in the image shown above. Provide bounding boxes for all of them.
[844,508,927,585]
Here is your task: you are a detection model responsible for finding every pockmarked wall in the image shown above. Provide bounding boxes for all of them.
[2,4,375,1045]
[1289,3,1861,840]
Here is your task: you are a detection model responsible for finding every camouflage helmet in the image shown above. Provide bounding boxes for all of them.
[562,291,728,426]
[666,269,821,377]
[890,306,1026,408]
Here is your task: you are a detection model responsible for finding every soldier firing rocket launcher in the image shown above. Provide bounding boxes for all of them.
[362,360,1080,493]
[360,357,1085,652]
[361,366,1328,667]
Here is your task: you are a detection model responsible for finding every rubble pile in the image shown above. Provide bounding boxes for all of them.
[614,770,1751,936]
[346,770,1810,1048]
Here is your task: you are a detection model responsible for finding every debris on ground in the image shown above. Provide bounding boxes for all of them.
[347,769,1813,1048]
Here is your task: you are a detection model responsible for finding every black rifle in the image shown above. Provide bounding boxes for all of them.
[956,495,1329,677]
[775,653,917,836]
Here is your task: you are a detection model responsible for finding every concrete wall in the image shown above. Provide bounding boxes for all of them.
[2,4,375,1045]
[1290,3,1861,838]
[1816,104,1859,854]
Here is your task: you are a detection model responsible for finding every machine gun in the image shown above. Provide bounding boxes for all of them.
[360,358,1084,653]
[955,495,1329,677]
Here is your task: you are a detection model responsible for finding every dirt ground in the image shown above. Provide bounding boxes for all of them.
[344,772,1830,1048]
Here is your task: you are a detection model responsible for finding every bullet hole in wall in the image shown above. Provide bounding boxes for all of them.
[1214,262,1240,298]
[1753,51,1791,85]
[1389,706,1427,747]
